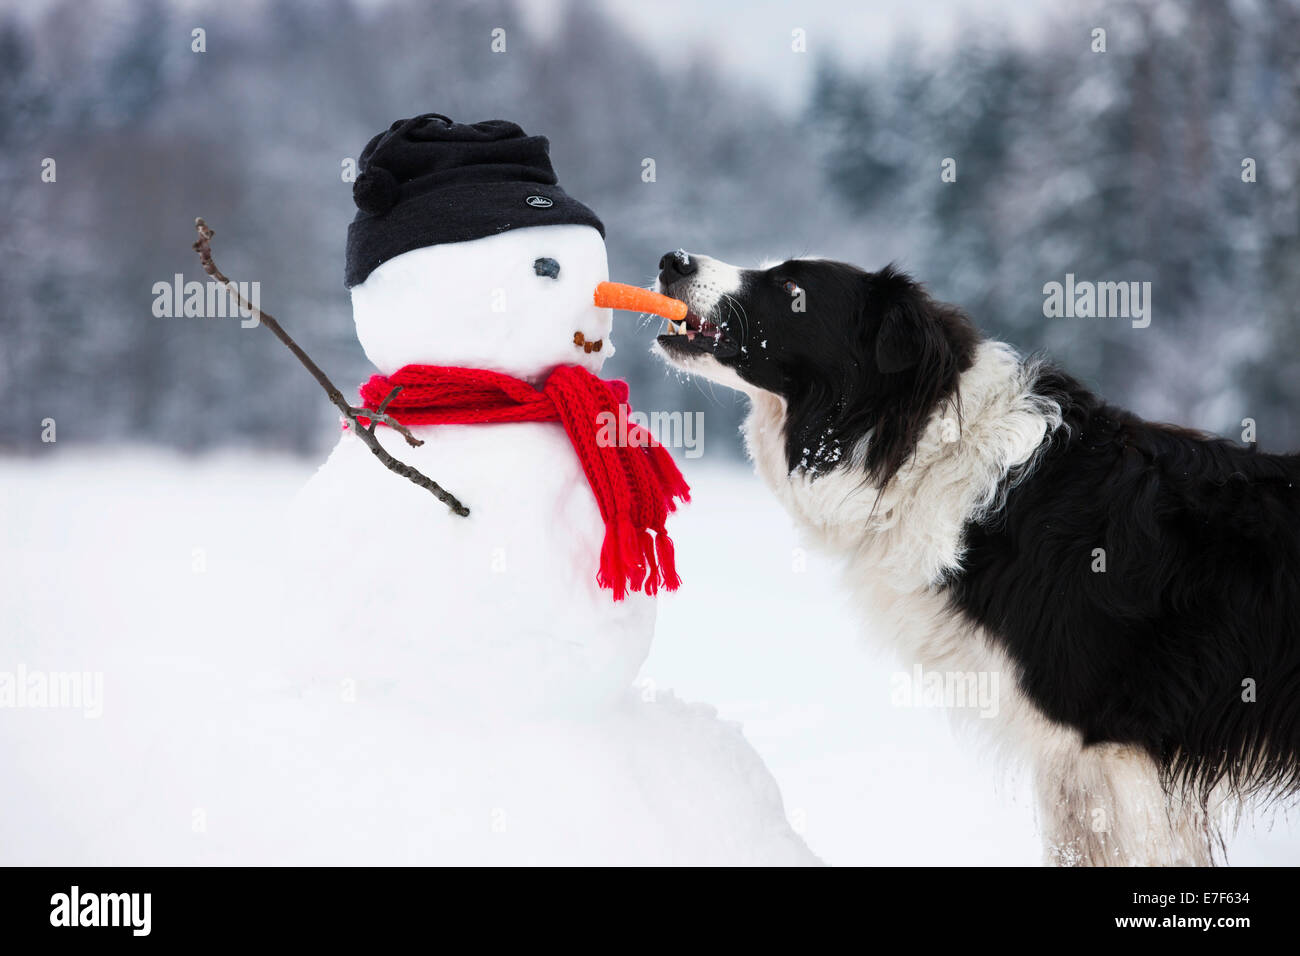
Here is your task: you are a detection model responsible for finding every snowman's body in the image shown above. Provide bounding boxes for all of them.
[299,419,655,716]
[279,222,818,864]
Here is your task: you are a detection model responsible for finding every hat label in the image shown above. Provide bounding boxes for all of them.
[525,195,553,208]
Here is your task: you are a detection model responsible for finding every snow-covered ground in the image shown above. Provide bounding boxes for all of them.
[1,449,1297,865]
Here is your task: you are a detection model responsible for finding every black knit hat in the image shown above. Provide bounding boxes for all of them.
[345,113,605,287]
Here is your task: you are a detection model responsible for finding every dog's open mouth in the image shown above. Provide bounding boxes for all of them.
[656,312,740,359]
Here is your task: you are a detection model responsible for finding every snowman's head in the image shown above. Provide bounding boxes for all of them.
[345,114,613,382]
[352,224,613,381]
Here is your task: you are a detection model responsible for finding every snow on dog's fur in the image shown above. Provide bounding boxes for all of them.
[653,251,1300,866]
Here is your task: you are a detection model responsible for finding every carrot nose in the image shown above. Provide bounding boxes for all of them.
[594,281,688,322]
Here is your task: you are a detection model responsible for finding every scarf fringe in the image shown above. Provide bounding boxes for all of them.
[638,528,660,597]
[597,519,684,600]
[654,524,681,591]
[597,524,629,601]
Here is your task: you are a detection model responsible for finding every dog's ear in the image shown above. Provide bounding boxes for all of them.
[871,268,932,374]
[875,300,928,373]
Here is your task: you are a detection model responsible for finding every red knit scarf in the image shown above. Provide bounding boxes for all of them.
[357,364,689,600]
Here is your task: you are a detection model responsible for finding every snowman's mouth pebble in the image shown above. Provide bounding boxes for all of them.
[572,331,603,354]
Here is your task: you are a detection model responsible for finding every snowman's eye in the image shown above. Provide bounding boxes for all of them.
[533,257,560,279]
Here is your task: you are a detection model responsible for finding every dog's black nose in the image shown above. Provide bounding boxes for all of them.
[658,250,697,284]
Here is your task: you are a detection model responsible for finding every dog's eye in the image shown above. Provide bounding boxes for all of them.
[782,280,802,296]
[533,257,560,279]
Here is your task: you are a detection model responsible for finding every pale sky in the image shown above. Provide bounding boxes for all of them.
[521,0,1062,109]
[5,0,1063,111]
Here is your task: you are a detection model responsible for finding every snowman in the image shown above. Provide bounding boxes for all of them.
[273,114,818,864]
[283,113,678,716]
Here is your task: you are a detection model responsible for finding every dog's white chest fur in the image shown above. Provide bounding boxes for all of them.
[744,343,1056,586]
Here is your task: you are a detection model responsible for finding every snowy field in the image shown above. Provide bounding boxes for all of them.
[2,449,1297,865]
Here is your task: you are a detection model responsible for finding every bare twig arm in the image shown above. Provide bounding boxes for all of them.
[191,217,470,517]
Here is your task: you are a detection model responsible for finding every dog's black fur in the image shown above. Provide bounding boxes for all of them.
[659,256,1300,807]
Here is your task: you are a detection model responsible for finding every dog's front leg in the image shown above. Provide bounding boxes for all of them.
[1036,742,1215,866]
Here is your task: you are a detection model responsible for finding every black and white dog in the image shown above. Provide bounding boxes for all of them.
[653,250,1300,866]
